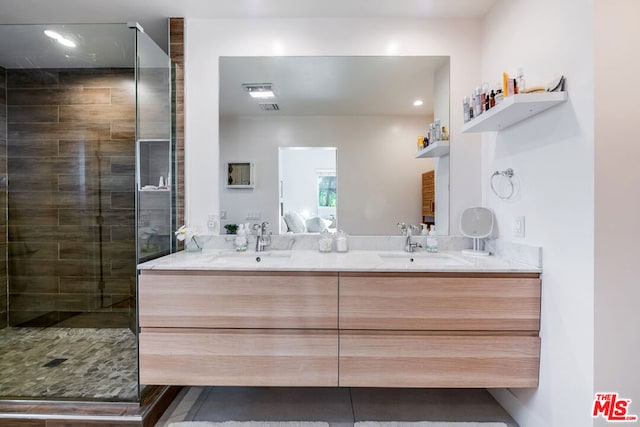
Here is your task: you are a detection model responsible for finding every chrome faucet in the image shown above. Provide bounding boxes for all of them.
[404,224,421,253]
[255,221,271,252]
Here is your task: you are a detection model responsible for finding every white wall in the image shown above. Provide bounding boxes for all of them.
[480,0,594,426]
[184,17,483,235]
[433,60,450,234]
[219,115,432,235]
[594,1,640,426]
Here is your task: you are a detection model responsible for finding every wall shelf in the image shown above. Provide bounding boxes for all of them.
[460,92,568,133]
[415,140,450,158]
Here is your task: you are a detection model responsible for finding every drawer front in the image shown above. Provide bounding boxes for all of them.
[139,272,338,328]
[339,332,540,388]
[339,275,540,331]
[140,329,338,386]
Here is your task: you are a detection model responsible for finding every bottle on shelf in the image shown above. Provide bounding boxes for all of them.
[516,67,526,94]
[463,96,471,123]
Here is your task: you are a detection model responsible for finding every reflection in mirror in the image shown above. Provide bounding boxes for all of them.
[219,56,450,235]
[227,162,254,188]
[279,147,337,234]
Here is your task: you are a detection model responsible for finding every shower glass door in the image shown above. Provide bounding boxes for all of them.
[0,22,172,403]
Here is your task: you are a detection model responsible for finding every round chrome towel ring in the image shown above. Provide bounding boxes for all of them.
[490,168,515,200]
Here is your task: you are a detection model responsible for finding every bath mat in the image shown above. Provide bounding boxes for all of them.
[168,423,508,427]
[355,423,508,427]
[169,422,330,427]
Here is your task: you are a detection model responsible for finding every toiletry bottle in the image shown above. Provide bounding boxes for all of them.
[335,230,348,253]
[502,72,510,97]
[318,230,333,253]
[481,82,489,113]
[426,225,438,253]
[473,88,482,117]
[234,224,247,251]
[490,90,496,108]
[421,223,429,236]
[516,68,525,94]
[463,96,470,123]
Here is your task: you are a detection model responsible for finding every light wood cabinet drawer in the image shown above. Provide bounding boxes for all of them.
[140,329,338,386]
[339,331,540,388]
[139,271,338,329]
[339,274,540,331]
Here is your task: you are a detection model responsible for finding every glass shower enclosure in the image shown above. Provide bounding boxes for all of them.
[0,23,174,402]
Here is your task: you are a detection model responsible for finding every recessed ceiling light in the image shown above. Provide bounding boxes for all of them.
[249,89,275,99]
[44,30,62,40]
[44,29,76,48]
[413,99,424,107]
[57,38,76,48]
[242,83,276,100]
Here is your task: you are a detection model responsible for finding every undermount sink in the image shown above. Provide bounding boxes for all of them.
[377,252,472,268]
[211,250,292,265]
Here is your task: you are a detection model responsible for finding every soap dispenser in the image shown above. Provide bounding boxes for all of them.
[234,224,247,252]
[426,225,438,253]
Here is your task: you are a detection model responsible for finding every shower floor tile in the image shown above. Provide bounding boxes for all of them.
[0,327,137,401]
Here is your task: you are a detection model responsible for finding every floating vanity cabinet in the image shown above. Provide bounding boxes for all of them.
[139,271,339,386]
[338,272,541,388]
[138,269,541,388]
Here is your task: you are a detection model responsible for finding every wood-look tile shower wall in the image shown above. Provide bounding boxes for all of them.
[0,67,6,329]
[170,18,185,240]
[6,68,136,328]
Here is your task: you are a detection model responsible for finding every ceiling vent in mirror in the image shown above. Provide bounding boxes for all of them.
[259,103,279,111]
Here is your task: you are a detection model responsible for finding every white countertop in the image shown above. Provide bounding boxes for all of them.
[137,249,541,273]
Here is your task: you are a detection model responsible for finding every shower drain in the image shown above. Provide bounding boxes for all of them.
[42,358,67,368]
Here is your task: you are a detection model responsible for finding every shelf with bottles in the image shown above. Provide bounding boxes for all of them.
[461,91,568,133]
[415,140,450,158]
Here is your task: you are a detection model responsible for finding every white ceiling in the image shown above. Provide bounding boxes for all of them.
[0,1,482,110]
[220,56,449,117]
[0,0,498,52]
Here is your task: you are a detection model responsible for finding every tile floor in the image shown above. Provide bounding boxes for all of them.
[0,327,138,401]
[155,387,518,427]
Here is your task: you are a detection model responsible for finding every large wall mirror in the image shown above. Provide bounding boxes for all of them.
[219,56,450,236]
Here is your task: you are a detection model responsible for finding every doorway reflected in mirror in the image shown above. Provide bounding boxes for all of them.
[279,147,337,234]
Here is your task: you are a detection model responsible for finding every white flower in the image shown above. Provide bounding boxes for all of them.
[174,225,198,242]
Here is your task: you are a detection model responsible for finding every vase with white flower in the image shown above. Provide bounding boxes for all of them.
[175,225,202,252]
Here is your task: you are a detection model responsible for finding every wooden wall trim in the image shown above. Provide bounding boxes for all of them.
[169,17,184,241]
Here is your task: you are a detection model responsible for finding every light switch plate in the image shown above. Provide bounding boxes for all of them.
[208,214,219,229]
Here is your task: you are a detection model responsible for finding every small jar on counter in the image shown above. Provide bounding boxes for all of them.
[318,230,333,253]
[335,230,348,253]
